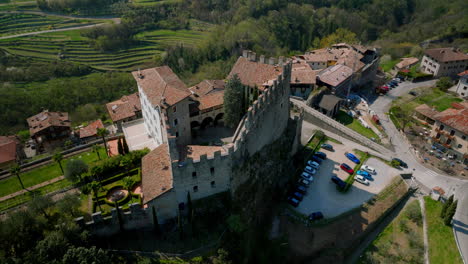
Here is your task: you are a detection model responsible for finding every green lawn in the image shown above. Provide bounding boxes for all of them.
[335,110,379,140]
[424,197,463,264]
[359,200,424,263]
[0,148,106,197]
[415,88,463,111]
[380,59,399,72]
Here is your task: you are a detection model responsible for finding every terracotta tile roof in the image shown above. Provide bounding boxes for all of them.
[301,48,338,62]
[197,91,225,110]
[106,93,141,122]
[433,104,468,134]
[79,120,104,139]
[0,136,16,164]
[432,186,445,195]
[302,45,365,72]
[414,104,439,119]
[189,80,225,96]
[228,57,283,91]
[335,48,365,72]
[291,61,316,84]
[458,70,468,76]
[395,57,419,69]
[424,48,468,62]
[132,66,191,107]
[142,143,173,204]
[317,64,353,87]
[27,110,70,137]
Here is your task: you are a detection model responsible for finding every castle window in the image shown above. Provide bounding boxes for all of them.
[192,171,197,178]
[193,186,198,192]
[446,139,451,145]
[173,106,177,113]
[463,136,466,140]
[174,118,178,126]
[175,132,179,137]
[281,103,283,108]
[450,130,455,136]
[458,144,462,148]
[211,181,216,187]
[210,167,215,174]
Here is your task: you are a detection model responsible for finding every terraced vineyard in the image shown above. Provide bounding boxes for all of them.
[0,13,101,36]
[0,28,211,71]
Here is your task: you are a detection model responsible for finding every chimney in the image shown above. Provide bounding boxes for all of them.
[242,50,249,58]
[268,57,276,65]
[259,55,265,64]
[249,52,256,62]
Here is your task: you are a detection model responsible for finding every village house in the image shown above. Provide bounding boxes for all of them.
[106,93,142,133]
[290,60,317,99]
[0,136,18,170]
[420,47,468,77]
[317,94,342,117]
[27,110,71,152]
[188,80,225,131]
[79,119,104,143]
[394,57,419,71]
[455,70,468,98]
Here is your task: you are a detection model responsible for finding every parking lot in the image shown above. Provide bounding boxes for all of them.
[295,142,400,218]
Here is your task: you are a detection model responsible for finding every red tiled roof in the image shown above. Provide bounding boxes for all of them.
[432,186,445,195]
[302,45,365,72]
[27,110,70,136]
[433,104,468,134]
[317,64,353,87]
[79,120,104,139]
[458,70,468,76]
[228,57,283,91]
[291,61,316,84]
[424,48,468,62]
[132,66,191,107]
[395,57,419,69]
[189,80,225,96]
[106,93,141,122]
[0,136,16,164]
[142,143,173,204]
[197,91,225,110]
[414,104,439,119]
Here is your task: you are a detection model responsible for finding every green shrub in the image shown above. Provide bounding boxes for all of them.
[405,201,422,225]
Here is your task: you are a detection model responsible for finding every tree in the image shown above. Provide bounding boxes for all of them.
[56,194,81,217]
[122,176,136,203]
[187,192,193,223]
[436,77,453,91]
[391,106,412,132]
[52,151,64,174]
[152,206,161,235]
[88,181,103,212]
[441,194,454,218]
[122,137,129,154]
[96,128,109,157]
[117,138,124,155]
[29,195,53,219]
[319,28,358,48]
[62,246,111,264]
[64,159,88,183]
[223,74,244,128]
[120,155,132,177]
[92,144,102,160]
[10,164,26,190]
[17,130,30,143]
[444,200,458,226]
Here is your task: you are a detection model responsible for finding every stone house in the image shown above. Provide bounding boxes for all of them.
[316,64,353,96]
[455,70,468,98]
[188,80,225,130]
[420,48,468,77]
[79,119,104,142]
[27,110,71,152]
[106,93,142,133]
[317,94,342,117]
[290,60,317,99]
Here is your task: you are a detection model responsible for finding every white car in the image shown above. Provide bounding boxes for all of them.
[299,178,311,187]
[301,172,313,181]
[361,165,376,174]
[355,175,370,185]
[307,160,320,170]
[304,166,316,175]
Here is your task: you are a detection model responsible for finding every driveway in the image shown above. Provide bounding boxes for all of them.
[295,141,398,218]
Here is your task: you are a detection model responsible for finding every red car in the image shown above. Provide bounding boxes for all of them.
[340,163,354,174]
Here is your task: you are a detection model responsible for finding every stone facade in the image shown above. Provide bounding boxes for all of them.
[455,72,468,98]
[420,48,468,77]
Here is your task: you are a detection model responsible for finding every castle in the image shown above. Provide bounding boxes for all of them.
[128,51,291,223]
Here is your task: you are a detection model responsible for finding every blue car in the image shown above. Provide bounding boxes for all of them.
[293,192,304,201]
[310,155,323,164]
[315,151,327,160]
[345,152,361,164]
[356,170,373,180]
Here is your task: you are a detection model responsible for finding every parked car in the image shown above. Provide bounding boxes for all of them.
[387,82,397,88]
[288,197,300,207]
[304,166,316,175]
[310,155,323,164]
[392,158,408,168]
[354,175,370,185]
[293,192,304,201]
[308,212,324,221]
[331,175,346,189]
[321,143,334,151]
[345,152,361,164]
[409,91,418,96]
[307,160,320,169]
[389,80,398,86]
[361,165,376,174]
[301,172,313,181]
[340,163,354,174]
[315,151,327,160]
[299,178,311,187]
[356,170,373,180]
[296,185,307,195]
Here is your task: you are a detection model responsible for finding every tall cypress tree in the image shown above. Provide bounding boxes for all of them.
[223,74,244,128]
[444,200,458,226]
[117,138,124,155]
[122,137,129,154]
[441,194,454,218]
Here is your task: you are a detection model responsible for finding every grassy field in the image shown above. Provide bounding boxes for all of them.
[424,197,463,264]
[0,148,106,198]
[0,24,212,71]
[335,110,379,140]
[380,58,399,72]
[0,13,104,37]
[359,199,424,263]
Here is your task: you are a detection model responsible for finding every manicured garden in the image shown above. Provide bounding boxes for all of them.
[424,197,463,264]
[335,110,379,141]
[360,199,424,263]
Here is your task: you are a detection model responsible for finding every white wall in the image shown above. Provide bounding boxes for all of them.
[138,84,164,146]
